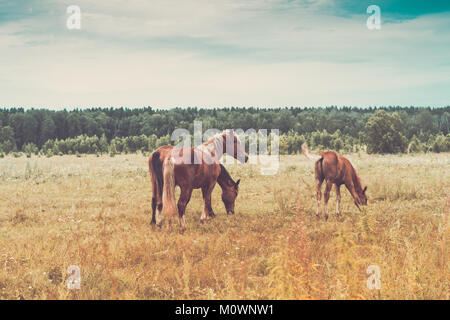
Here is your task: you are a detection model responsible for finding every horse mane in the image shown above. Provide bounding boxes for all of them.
[198,131,222,148]
[202,133,220,146]
[197,130,231,159]
[218,163,236,186]
[348,160,363,192]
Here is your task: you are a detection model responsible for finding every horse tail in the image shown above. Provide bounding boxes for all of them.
[150,151,163,199]
[302,143,323,162]
[162,157,178,218]
[318,157,324,180]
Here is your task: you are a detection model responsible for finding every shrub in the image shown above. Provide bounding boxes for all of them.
[431,134,449,153]
[364,110,408,154]
[408,135,425,153]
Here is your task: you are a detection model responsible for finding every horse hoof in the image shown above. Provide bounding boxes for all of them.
[325,215,329,221]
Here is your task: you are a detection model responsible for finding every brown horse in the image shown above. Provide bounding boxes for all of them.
[217,163,241,215]
[149,129,248,232]
[302,143,367,220]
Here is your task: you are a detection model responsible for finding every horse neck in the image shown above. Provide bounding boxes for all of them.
[217,165,234,189]
[349,165,363,194]
[217,174,229,189]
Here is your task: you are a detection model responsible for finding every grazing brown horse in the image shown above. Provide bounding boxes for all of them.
[217,164,241,215]
[149,129,248,232]
[302,143,367,220]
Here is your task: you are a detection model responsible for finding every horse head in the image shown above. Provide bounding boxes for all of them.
[355,186,368,209]
[222,179,240,214]
[360,186,368,205]
[218,163,241,214]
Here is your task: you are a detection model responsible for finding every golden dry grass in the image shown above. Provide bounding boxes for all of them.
[0,153,448,299]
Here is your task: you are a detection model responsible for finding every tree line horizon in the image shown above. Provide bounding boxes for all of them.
[0,106,449,157]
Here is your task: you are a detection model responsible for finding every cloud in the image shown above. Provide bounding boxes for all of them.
[0,0,449,108]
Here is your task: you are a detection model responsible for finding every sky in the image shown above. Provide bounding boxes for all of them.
[0,0,449,109]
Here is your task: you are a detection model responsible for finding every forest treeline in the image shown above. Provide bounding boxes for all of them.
[0,106,449,157]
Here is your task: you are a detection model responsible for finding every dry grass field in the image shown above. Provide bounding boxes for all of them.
[0,152,448,300]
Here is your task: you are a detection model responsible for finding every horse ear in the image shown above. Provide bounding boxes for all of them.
[235,179,240,187]
[363,186,367,193]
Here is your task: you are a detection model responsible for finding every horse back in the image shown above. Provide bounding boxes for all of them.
[328,152,358,186]
[172,148,220,189]
[153,145,174,161]
[317,151,346,184]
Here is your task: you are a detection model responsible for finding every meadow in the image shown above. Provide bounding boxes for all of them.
[0,152,448,299]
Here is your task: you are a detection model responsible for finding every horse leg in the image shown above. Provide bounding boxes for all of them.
[155,182,163,228]
[155,200,163,228]
[315,177,324,218]
[335,184,342,217]
[206,184,216,218]
[177,186,192,234]
[208,207,216,219]
[323,181,333,221]
[151,197,156,224]
[201,184,215,223]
